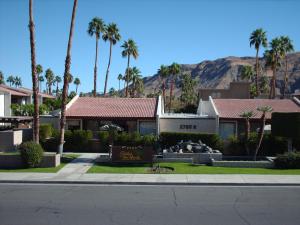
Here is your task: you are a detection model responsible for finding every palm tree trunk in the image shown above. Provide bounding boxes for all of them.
[283,56,288,98]
[29,0,39,143]
[104,41,113,96]
[58,0,78,155]
[162,79,166,108]
[76,85,78,94]
[254,113,266,161]
[56,82,59,96]
[255,48,260,96]
[245,118,250,155]
[169,78,174,113]
[93,35,99,97]
[118,80,120,93]
[125,55,130,97]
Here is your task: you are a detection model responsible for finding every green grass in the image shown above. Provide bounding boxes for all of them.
[88,162,300,175]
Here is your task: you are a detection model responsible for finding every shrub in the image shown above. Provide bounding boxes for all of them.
[39,123,53,141]
[225,135,245,155]
[159,132,223,150]
[274,152,300,169]
[19,141,44,168]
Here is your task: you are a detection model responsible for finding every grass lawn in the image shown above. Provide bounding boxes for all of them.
[0,153,80,173]
[88,162,300,175]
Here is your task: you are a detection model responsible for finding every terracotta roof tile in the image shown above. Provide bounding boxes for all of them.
[213,99,300,119]
[66,97,158,119]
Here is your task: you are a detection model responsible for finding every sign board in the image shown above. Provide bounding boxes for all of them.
[112,146,154,163]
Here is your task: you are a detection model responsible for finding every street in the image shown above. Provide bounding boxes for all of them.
[0,184,300,225]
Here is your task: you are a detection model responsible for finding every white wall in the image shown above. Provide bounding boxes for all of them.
[0,94,4,116]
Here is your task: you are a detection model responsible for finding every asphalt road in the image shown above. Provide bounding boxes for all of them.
[0,184,300,225]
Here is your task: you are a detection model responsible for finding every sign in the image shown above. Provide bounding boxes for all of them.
[112,146,154,163]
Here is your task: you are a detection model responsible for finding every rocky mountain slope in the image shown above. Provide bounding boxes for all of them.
[143,52,300,97]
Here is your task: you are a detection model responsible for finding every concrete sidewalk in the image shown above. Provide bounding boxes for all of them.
[1,172,300,185]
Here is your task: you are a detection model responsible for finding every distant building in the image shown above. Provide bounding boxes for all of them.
[198,82,251,100]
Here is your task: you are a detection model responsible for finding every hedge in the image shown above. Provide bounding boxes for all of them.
[274,152,300,169]
[272,112,300,139]
[39,123,53,141]
[159,132,223,150]
[18,141,44,168]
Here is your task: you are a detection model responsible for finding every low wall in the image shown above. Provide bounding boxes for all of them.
[212,160,273,168]
[163,152,222,164]
[0,153,60,169]
[0,130,22,151]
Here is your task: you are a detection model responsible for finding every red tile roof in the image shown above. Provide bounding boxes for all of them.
[0,85,54,98]
[213,99,300,119]
[0,85,28,97]
[66,97,158,119]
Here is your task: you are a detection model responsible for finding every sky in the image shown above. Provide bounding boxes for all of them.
[0,0,299,94]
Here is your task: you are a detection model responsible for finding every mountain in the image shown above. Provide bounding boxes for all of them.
[143,52,300,97]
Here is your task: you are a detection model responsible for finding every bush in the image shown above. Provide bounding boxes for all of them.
[18,141,44,168]
[159,132,223,150]
[39,123,53,141]
[274,152,300,169]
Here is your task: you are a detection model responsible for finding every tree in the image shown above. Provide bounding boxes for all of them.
[7,75,15,87]
[254,106,273,160]
[29,0,39,143]
[158,65,169,107]
[14,76,22,87]
[45,68,54,94]
[117,73,123,93]
[279,36,294,98]
[74,77,81,94]
[250,28,268,96]
[130,67,143,97]
[168,62,180,113]
[239,111,256,155]
[103,23,121,95]
[241,65,254,82]
[109,87,118,96]
[121,39,139,97]
[55,76,62,95]
[36,64,43,91]
[0,71,5,84]
[180,72,197,106]
[58,0,78,155]
[87,17,106,97]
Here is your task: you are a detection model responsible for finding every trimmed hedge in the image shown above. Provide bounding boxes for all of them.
[39,123,53,141]
[274,152,300,169]
[18,141,44,168]
[272,112,300,139]
[159,132,223,150]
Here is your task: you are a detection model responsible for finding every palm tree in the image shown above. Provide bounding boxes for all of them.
[121,39,139,97]
[103,23,121,95]
[130,67,142,97]
[241,65,254,82]
[168,62,181,113]
[74,77,81,94]
[265,38,283,99]
[158,65,169,107]
[55,76,62,95]
[117,73,123,93]
[45,68,54,94]
[36,64,43,91]
[28,0,39,143]
[58,0,78,155]
[38,76,44,92]
[279,36,294,98]
[7,75,15,87]
[254,106,273,161]
[0,71,5,84]
[239,111,256,156]
[14,76,22,87]
[87,17,106,97]
[250,28,268,96]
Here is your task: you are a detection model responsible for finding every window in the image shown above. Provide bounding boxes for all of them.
[139,121,156,135]
[219,122,236,139]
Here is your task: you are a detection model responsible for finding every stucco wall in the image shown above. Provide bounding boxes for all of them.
[0,130,23,151]
[0,93,4,116]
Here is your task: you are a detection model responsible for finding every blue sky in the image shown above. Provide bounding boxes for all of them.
[0,0,299,93]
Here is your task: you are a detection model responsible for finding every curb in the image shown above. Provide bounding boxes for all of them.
[1,180,300,186]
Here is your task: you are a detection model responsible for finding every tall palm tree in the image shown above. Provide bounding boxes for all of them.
[28,0,39,143]
[87,17,106,97]
[7,75,15,87]
[38,76,44,92]
[239,111,256,156]
[241,65,254,82]
[14,76,22,87]
[168,62,180,113]
[265,38,283,99]
[279,36,294,98]
[58,0,78,155]
[250,28,268,96]
[36,64,43,91]
[74,77,81,94]
[254,106,273,161]
[130,67,142,97]
[55,76,62,95]
[117,73,123,93]
[45,68,54,94]
[158,65,169,107]
[121,39,139,97]
[0,71,5,84]
[103,23,121,95]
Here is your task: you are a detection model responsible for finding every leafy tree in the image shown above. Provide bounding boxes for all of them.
[0,71,5,84]
[239,111,256,155]
[6,75,14,86]
[180,72,197,106]
[14,76,22,87]
[168,62,181,113]
[102,23,121,95]
[279,36,294,98]
[259,75,269,94]
[117,73,123,93]
[121,39,139,97]
[88,17,106,97]
[73,77,81,94]
[158,65,169,106]
[250,28,268,96]
[45,68,54,94]
[59,0,78,155]
[55,76,62,96]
